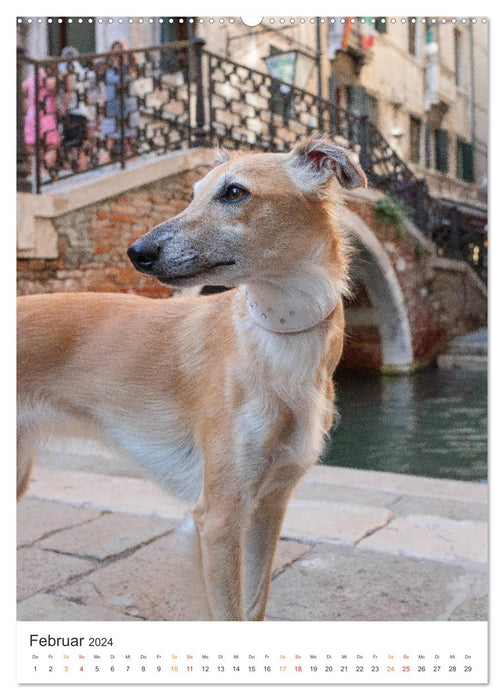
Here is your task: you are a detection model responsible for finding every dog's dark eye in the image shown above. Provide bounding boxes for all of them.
[222,185,248,202]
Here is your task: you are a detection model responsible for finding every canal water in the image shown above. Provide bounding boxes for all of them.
[323,366,487,482]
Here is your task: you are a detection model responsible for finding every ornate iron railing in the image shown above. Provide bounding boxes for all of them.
[17,40,195,192]
[203,50,361,152]
[16,39,363,190]
[17,38,486,281]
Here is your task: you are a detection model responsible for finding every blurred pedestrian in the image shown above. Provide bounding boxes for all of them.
[101,39,139,160]
[22,63,61,174]
[58,46,96,170]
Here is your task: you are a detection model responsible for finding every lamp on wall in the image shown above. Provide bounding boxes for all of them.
[264,49,315,91]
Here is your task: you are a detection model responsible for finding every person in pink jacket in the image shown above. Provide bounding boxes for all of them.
[22,65,61,174]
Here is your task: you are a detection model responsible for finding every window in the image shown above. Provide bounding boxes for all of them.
[160,17,190,73]
[434,128,449,173]
[457,139,474,182]
[454,28,462,87]
[47,16,96,55]
[161,17,190,42]
[375,18,387,34]
[410,116,421,163]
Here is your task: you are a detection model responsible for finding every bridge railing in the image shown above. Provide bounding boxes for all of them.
[17,38,486,281]
[17,40,196,193]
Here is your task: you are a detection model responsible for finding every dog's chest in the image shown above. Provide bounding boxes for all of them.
[234,329,333,471]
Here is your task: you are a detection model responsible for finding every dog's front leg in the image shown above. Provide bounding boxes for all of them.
[191,491,245,621]
[243,465,304,621]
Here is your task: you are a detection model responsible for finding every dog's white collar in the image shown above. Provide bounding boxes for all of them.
[244,275,341,333]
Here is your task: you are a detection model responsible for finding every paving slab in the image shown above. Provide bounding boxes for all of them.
[390,494,487,522]
[17,547,98,602]
[282,499,393,544]
[56,531,210,621]
[265,543,488,622]
[28,466,190,520]
[293,482,487,522]
[17,499,103,546]
[273,539,313,577]
[307,465,487,502]
[293,481,399,509]
[357,514,487,565]
[37,512,176,561]
[17,593,135,621]
[441,570,489,620]
[36,439,146,479]
[448,594,489,621]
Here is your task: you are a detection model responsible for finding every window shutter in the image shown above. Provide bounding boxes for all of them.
[462,142,474,182]
[435,129,449,173]
[425,121,432,168]
[409,116,421,163]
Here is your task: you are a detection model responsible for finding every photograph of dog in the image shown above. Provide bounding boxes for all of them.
[17,136,366,621]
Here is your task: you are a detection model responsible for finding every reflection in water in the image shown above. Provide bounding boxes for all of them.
[322,367,487,482]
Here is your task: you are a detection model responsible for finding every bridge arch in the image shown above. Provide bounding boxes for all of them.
[340,207,414,373]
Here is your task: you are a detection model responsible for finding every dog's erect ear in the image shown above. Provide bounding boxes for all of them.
[289,137,367,191]
[211,146,231,169]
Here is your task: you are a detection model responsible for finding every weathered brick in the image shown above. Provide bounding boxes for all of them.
[111,213,138,223]
[28,260,49,271]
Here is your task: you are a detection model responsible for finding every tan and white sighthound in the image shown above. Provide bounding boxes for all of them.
[17,137,366,620]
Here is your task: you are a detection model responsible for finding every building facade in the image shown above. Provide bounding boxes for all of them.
[198,17,489,205]
[21,15,488,205]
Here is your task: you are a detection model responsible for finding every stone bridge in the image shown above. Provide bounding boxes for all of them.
[17,148,487,373]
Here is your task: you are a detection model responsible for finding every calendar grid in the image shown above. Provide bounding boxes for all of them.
[17,621,488,684]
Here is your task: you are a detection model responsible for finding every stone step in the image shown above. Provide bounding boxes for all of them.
[437,353,487,371]
[444,329,487,357]
[445,342,487,357]
[446,344,487,357]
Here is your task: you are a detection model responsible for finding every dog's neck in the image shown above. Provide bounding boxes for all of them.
[243,267,341,333]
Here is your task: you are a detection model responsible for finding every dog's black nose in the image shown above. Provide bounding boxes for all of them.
[127,240,160,270]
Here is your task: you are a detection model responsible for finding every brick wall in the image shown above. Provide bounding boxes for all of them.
[17,166,209,297]
[341,280,383,371]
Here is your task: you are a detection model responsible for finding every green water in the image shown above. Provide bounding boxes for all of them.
[323,367,487,482]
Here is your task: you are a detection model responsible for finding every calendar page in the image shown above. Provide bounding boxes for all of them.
[15,10,489,688]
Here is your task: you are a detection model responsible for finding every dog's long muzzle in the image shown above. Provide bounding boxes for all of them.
[127,239,160,273]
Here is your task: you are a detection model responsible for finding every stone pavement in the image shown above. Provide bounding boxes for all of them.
[17,441,488,622]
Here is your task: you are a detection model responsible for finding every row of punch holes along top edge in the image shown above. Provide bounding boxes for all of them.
[17,17,488,26]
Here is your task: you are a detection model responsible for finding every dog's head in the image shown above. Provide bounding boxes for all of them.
[127,137,366,288]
